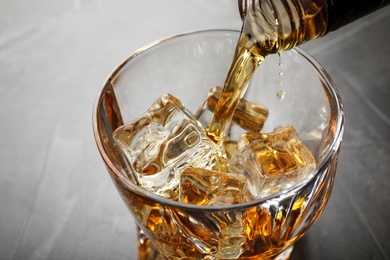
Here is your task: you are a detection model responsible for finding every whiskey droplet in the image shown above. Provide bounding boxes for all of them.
[277,90,286,100]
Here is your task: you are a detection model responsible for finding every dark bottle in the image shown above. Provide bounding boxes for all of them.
[238,0,390,55]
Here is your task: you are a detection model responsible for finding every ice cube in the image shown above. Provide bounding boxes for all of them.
[179,167,255,206]
[195,86,268,132]
[113,94,227,199]
[229,126,316,198]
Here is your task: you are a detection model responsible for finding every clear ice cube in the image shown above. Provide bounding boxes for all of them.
[113,94,227,199]
[195,86,268,132]
[229,126,316,198]
[179,167,255,206]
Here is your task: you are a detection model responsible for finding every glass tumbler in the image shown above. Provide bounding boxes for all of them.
[93,30,344,259]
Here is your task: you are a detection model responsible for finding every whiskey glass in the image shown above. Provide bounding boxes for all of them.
[93,30,344,259]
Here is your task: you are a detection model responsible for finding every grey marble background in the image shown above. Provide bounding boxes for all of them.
[0,1,389,259]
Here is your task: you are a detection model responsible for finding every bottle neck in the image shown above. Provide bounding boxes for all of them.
[238,0,390,54]
[238,0,328,55]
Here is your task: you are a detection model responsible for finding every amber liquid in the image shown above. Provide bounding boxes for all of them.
[129,195,307,259]
[206,0,328,144]
[205,33,264,144]
[211,0,390,145]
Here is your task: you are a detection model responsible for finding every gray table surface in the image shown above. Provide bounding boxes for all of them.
[1,1,389,259]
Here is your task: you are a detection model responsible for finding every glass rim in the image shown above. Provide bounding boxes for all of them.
[92,29,344,211]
